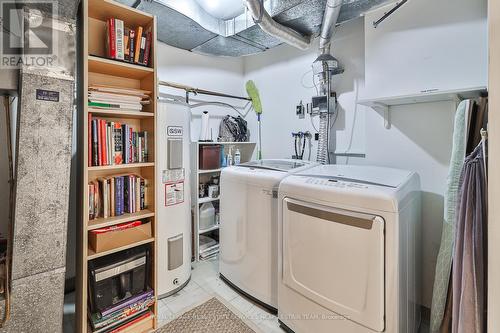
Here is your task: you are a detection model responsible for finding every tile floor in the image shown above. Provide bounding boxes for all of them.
[63,257,430,333]
[156,257,284,333]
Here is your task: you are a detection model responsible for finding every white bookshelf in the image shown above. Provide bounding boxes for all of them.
[191,141,256,261]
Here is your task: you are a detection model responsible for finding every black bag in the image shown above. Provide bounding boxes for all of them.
[218,115,249,142]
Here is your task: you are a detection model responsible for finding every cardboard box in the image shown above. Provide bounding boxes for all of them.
[89,222,152,253]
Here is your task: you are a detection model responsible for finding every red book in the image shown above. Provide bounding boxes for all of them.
[88,113,92,166]
[100,119,108,165]
[90,220,142,234]
[143,30,152,66]
[108,18,116,59]
[97,118,102,166]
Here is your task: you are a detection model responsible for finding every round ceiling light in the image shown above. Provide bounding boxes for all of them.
[195,0,245,20]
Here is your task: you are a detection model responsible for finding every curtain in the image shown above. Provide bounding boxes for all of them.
[451,143,487,333]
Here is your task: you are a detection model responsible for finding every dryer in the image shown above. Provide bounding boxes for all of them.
[278,165,421,333]
[219,159,317,311]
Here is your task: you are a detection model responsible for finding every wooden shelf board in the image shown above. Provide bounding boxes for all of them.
[88,162,155,172]
[119,316,155,333]
[88,108,154,119]
[88,55,153,80]
[87,237,155,260]
[88,210,155,231]
[198,197,220,204]
[88,0,153,26]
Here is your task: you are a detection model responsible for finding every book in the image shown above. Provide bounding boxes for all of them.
[129,29,136,64]
[135,177,141,212]
[90,220,142,235]
[90,296,154,330]
[113,123,123,165]
[100,120,107,165]
[107,18,116,59]
[97,119,102,166]
[124,27,130,62]
[134,26,143,64]
[100,290,154,318]
[140,178,145,209]
[89,184,95,220]
[92,119,98,166]
[143,29,152,66]
[115,19,125,61]
[110,177,115,218]
[115,176,123,216]
[88,113,92,166]
[138,30,146,64]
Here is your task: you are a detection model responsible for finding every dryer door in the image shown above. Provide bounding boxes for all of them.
[282,198,385,332]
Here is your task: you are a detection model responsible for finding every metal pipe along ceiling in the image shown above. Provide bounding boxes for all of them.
[244,0,311,50]
[319,0,343,55]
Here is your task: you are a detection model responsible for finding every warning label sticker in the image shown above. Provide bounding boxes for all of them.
[165,181,184,206]
[162,169,185,184]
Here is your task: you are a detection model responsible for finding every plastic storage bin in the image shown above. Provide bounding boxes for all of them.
[199,145,221,170]
[199,202,216,230]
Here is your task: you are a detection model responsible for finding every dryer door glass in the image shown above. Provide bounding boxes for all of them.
[282,198,385,332]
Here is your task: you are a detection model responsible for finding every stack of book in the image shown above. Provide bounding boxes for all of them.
[89,174,147,220]
[88,115,148,167]
[89,289,154,333]
[88,85,151,112]
[105,18,153,66]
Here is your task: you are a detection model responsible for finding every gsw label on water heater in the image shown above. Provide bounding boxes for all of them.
[167,126,183,136]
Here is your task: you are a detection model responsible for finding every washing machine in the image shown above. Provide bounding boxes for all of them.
[219,159,318,311]
[278,165,421,333]
[157,97,192,297]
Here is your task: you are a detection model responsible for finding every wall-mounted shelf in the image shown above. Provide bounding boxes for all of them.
[358,87,487,108]
[198,196,220,204]
[191,141,256,261]
[358,87,487,129]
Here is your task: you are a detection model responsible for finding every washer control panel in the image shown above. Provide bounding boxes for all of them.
[304,177,369,189]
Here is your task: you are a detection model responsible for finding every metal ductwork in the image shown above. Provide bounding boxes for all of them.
[244,0,311,50]
[116,0,395,57]
[319,0,343,55]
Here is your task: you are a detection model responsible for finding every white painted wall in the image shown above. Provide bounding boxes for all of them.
[243,18,455,308]
[156,42,258,145]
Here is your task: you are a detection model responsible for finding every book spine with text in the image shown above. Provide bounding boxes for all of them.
[108,18,116,59]
[115,19,125,60]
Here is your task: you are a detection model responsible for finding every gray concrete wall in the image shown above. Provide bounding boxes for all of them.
[0,6,77,331]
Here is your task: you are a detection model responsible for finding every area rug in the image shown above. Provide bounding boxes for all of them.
[156,297,261,333]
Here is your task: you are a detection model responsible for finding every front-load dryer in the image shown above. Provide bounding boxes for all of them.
[219,159,317,311]
[278,165,421,333]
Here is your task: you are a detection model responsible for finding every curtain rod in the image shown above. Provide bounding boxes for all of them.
[158,80,252,102]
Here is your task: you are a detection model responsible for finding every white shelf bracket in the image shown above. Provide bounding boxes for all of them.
[372,102,391,129]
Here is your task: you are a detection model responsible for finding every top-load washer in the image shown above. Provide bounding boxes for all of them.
[219,159,318,311]
[278,164,421,333]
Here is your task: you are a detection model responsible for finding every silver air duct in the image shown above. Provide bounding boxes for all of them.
[244,0,311,50]
[318,0,343,56]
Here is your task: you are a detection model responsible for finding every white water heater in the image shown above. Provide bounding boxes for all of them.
[157,97,192,297]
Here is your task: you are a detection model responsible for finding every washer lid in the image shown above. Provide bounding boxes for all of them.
[241,159,312,172]
[297,164,413,188]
